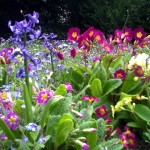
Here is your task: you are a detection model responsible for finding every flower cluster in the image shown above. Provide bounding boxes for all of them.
[120,126,137,149]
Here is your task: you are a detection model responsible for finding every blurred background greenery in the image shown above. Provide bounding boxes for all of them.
[0,0,149,39]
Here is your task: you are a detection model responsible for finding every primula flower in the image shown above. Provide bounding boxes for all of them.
[84,26,95,40]
[133,28,146,41]
[94,29,104,44]
[67,27,80,42]
[134,66,144,77]
[70,48,77,58]
[5,112,19,130]
[1,134,7,141]
[65,82,73,93]
[124,27,133,42]
[95,105,108,118]
[82,95,99,103]
[103,42,114,53]
[114,69,127,79]
[36,89,55,105]
[57,52,64,60]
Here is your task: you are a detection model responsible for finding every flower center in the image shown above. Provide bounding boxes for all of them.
[89,31,94,37]
[72,32,77,38]
[100,108,105,115]
[9,117,16,123]
[1,92,7,99]
[95,35,100,41]
[42,93,48,100]
[117,73,123,78]
[137,32,142,38]
[105,46,110,52]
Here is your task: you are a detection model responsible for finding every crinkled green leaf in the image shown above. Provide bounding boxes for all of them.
[103,79,122,96]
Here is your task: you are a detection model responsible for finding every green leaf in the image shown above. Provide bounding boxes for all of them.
[121,71,141,93]
[90,78,103,97]
[55,84,67,95]
[55,115,74,149]
[15,139,31,150]
[102,54,113,69]
[127,122,142,128]
[71,70,84,84]
[98,64,107,86]
[23,82,33,123]
[134,104,150,122]
[80,119,98,147]
[0,118,16,141]
[40,95,64,128]
[110,55,123,68]
[103,79,122,96]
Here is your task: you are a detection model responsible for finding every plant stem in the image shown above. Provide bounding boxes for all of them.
[122,10,129,31]
[50,50,55,81]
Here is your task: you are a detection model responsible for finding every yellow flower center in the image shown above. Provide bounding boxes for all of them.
[95,35,100,41]
[137,32,142,38]
[72,32,77,38]
[128,139,134,145]
[10,117,16,123]
[89,31,94,37]
[125,32,129,36]
[100,108,105,115]
[137,69,143,75]
[1,92,7,99]
[42,93,48,100]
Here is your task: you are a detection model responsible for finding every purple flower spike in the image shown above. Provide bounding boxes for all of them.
[25,11,39,24]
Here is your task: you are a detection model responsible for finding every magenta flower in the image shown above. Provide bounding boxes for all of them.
[1,134,7,141]
[133,28,146,41]
[65,82,73,93]
[70,48,77,58]
[124,27,133,42]
[95,105,108,118]
[82,95,99,103]
[67,27,80,42]
[103,42,114,53]
[134,66,144,77]
[94,29,105,44]
[5,112,19,130]
[57,52,64,60]
[36,89,55,105]
[114,69,127,79]
[84,26,95,40]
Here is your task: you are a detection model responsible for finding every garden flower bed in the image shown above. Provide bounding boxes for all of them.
[0,11,150,150]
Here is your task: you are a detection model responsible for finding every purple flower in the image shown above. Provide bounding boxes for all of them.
[36,89,55,105]
[1,134,7,141]
[16,68,26,78]
[114,69,127,79]
[25,11,39,25]
[95,105,108,118]
[74,139,89,150]
[25,123,39,131]
[23,136,29,142]
[5,112,19,130]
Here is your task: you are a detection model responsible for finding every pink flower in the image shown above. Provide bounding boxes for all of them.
[67,27,80,42]
[103,42,114,53]
[124,27,133,42]
[36,89,55,105]
[94,29,105,44]
[70,48,77,58]
[84,26,95,40]
[65,82,73,93]
[82,95,99,103]
[95,105,108,118]
[114,69,127,79]
[5,112,19,130]
[133,28,146,41]
[134,66,144,77]
[1,134,7,141]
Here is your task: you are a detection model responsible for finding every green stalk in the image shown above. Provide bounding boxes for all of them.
[122,10,129,31]
[50,49,55,81]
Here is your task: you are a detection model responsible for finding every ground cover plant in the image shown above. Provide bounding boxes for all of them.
[0,11,150,150]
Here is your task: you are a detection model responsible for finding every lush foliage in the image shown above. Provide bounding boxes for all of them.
[0,11,150,150]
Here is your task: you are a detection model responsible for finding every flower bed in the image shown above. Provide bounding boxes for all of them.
[0,11,150,150]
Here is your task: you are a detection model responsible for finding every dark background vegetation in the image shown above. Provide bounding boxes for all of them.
[0,0,150,39]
